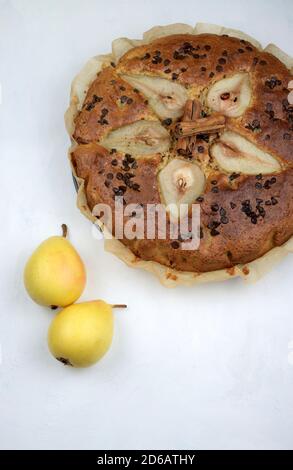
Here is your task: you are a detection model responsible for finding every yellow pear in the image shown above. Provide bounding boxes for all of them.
[24,225,86,308]
[47,300,126,367]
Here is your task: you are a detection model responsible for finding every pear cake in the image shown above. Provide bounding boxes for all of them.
[66,23,293,286]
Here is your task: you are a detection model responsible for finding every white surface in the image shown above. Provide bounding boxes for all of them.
[1,0,293,451]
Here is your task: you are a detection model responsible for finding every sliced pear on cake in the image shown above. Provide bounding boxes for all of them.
[101,120,170,155]
[210,131,281,174]
[121,74,188,120]
[206,73,251,117]
[158,159,205,219]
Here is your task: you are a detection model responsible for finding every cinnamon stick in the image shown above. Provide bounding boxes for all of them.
[176,99,202,156]
[175,115,226,138]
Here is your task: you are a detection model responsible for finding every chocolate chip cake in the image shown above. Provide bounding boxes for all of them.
[66,23,293,285]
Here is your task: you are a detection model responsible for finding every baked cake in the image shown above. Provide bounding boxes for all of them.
[66,23,293,286]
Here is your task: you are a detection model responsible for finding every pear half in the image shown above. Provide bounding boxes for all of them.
[210,131,281,175]
[121,74,188,120]
[158,158,205,218]
[206,73,251,117]
[101,120,170,155]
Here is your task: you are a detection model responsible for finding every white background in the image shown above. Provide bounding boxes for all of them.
[1,0,293,450]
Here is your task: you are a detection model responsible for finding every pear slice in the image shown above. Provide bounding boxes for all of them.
[210,131,281,175]
[206,73,251,117]
[101,120,170,155]
[121,74,188,120]
[158,159,205,218]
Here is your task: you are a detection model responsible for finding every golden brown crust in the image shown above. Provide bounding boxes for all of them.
[69,31,293,275]
[71,143,161,210]
[73,66,156,143]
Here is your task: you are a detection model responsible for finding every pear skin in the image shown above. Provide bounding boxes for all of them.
[24,225,86,307]
[48,300,116,367]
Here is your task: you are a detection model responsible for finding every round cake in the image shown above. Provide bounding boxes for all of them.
[66,23,293,286]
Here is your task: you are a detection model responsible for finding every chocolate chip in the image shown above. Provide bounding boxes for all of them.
[97,118,108,125]
[229,172,240,181]
[173,51,185,60]
[142,53,151,60]
[220,92,230,100]
[162,118,172,126]
[246,119,261,132]
[171,241,180,249]
[152,56,162,64]
[220,208,226,217]
[265,76,282,89]
[208,220,221,230]
[264,180,271,189]
[216,65,223,72]
[118,185,127,194]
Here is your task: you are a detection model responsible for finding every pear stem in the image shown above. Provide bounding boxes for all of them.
[111,304,127,309]
[61,224,68,238]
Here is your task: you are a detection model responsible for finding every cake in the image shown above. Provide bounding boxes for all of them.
[65,23,293,286]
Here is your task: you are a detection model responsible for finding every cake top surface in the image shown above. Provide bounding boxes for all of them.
[67,26,293,285]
